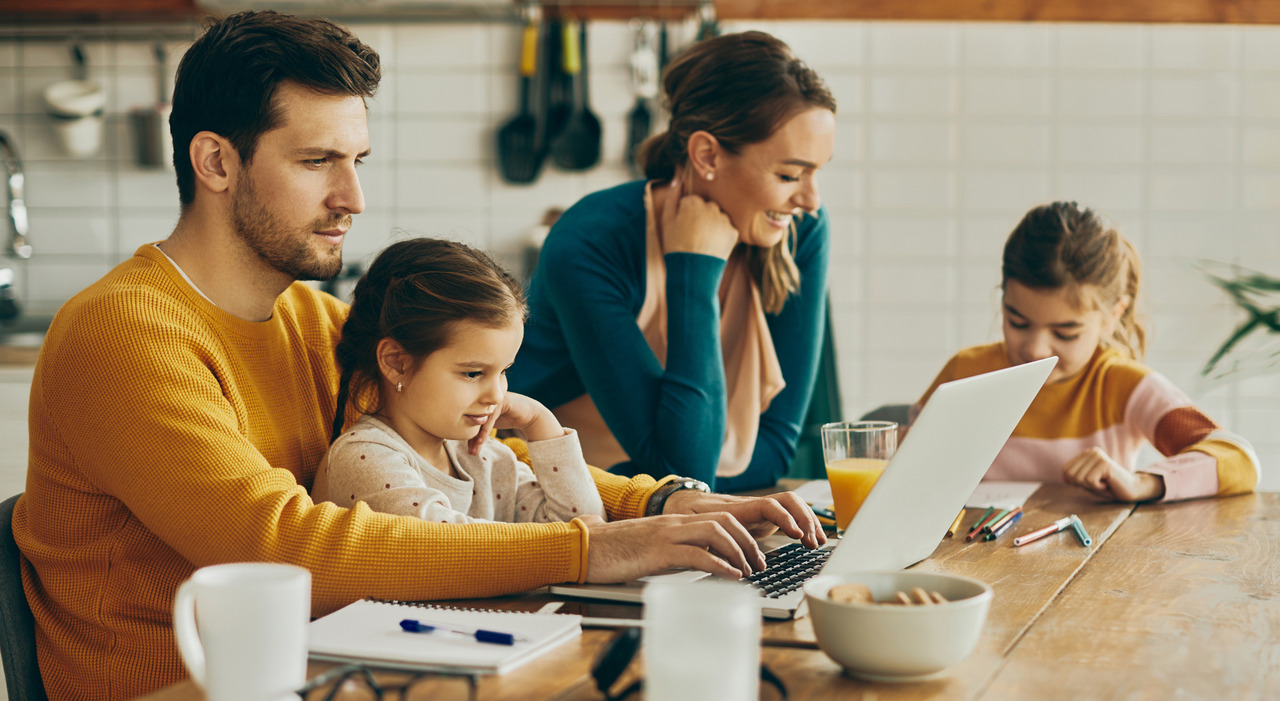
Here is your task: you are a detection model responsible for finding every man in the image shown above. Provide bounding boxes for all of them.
[13,11,823,700]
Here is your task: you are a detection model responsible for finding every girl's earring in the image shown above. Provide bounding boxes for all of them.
[704,172,714,181]
[396,380,403,393]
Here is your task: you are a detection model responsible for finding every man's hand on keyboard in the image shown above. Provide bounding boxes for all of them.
[582,512,765,583]
[662,490,827,550]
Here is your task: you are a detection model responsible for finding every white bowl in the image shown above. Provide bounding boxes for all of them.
[804,571,992,682]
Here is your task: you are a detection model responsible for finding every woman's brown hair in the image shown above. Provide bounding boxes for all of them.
[331,237,526,441]
[636,31,836,314]
[1002,201,1147,360]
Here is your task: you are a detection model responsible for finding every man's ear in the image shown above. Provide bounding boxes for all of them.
[376,338,412,385]
[685,130,721,181]
[189,131,237,196]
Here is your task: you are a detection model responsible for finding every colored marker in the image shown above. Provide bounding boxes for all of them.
[947,508,966,537]
[984,507,1022,535]
[1069,514,1093,547]
[965,507,995,541]
[984,510,1022,541]
[981,508,1012,534]
[1013,516,1073,547]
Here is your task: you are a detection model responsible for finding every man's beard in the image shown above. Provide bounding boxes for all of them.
[231,172,347,282]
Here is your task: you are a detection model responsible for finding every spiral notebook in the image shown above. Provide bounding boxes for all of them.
[308,598,583,675]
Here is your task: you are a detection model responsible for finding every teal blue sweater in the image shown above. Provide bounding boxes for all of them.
[509,181,830,491]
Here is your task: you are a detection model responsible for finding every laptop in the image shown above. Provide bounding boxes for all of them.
[549,356,1057,619]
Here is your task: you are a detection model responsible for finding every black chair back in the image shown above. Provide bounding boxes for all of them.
[0,493,47,701]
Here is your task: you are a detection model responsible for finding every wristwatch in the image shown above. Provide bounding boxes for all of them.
[644,478,712,517]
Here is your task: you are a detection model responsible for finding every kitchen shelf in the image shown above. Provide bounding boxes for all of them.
[0,0,201,23]
[3,0,1277,33]
[714,0,1280,24]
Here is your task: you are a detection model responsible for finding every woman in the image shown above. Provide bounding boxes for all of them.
[509,31,837,491]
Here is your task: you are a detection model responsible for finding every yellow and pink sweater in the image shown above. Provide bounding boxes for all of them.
[912,343,1258,501]
[14,244,665,700]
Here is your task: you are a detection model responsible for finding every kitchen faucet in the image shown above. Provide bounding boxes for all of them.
[0,129,31,259]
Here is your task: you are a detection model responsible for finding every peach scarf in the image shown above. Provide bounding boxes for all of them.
[553,182,786,478]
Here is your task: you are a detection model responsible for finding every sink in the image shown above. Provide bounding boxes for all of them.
[0,315,52,349]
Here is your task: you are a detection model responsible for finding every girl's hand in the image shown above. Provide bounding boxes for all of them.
[659,172,739,260]
[467,391,564,455]
[1062,447,1166,502]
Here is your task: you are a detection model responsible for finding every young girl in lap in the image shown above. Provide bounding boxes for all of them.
[312,238,604,523]
[913,202,1259,502]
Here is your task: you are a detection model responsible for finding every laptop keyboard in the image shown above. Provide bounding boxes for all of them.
[743,543,831,599]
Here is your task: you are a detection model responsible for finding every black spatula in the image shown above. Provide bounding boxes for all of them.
[497,21,543,184]
[551,20,602,171]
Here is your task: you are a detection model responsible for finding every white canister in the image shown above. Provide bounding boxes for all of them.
[43,79,105,157]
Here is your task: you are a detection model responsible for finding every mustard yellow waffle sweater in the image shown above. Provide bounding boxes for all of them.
[13,245,661,700]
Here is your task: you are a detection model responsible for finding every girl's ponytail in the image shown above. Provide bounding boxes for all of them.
[1114,236,1148,361]
[331,365,355,442]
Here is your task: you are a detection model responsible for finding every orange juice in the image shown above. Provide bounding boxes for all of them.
[825,457,889,529]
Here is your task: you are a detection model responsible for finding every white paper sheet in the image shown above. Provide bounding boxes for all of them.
[791,479,833,508]
[964,481,1041,510]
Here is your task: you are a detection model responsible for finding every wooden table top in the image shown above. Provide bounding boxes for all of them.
[139,484,1280,700]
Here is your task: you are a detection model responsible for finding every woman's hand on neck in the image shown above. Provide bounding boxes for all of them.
[654,171,739,260]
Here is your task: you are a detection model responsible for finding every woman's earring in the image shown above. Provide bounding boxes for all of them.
[704,172,715,181]
[396,380,403,393]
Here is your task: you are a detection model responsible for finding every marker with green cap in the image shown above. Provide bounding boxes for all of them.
[1069,514,1092,547]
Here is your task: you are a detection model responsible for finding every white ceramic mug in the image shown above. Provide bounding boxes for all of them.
[173,562,311,701]
[643,578,761,701]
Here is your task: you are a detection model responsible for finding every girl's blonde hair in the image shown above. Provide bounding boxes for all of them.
[331,237,526,441]
[636,31,836,314]
[1002,201,1147,360]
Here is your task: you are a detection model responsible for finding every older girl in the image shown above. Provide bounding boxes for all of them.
[913,202,1259,502]
[509,31,837,491]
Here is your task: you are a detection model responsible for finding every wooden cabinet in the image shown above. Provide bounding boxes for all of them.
[0,0,200,22]
[714,0,1280,23]
[544,0,1280,23]
[4,0,1279,24]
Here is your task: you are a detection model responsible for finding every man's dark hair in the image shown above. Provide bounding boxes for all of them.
[170,10,381,210]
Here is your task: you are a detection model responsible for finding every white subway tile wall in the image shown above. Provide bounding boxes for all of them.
[0,19,1276,489]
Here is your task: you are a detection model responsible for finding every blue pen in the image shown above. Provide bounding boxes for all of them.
[1069,514,1092,547]
[400,618,521,645]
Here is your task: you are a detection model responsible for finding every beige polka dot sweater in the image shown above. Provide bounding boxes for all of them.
[314,415,605,523]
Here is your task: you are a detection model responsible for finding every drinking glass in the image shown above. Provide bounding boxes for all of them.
[643,579,761,701]
[821,421,897,531]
